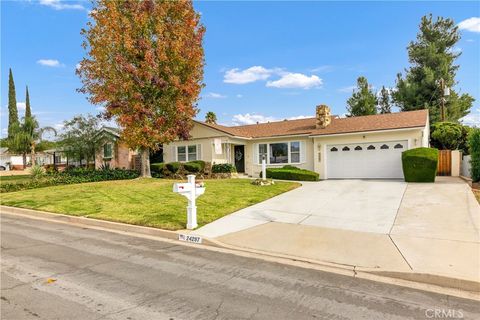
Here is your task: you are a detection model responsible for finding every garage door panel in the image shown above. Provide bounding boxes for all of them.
[327,141,406,179]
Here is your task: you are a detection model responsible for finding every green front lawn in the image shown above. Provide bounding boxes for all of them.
[1,178,299,230]
[0,175,32,184]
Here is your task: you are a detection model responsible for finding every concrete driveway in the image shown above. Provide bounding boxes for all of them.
[195,179,407,238]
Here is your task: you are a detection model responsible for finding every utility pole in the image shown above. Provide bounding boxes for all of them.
[438,78,450,122]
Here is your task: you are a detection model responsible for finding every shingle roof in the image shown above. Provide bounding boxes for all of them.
[197,109,428,139]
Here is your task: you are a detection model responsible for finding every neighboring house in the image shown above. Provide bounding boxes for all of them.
[94,127,138,169]
[0,147,67,170]
[163,105,430,179]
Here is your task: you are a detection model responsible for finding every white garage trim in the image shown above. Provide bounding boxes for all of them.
[326,140,407,179]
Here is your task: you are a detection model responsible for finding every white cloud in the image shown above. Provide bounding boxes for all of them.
[466,39,475,42]
[461,108,480,127]
[39,0,86,11]
[458,17,480,33]
[236,94,243,98]
[224,66,274,84]
[37,59,63,67]
[338,86,356,93]
[448,46,462,54]
[3,102,26,110]
[310,65,334,73]
[204,92,227,99]
[266,73,322,89]
[231,113,312,126]
[232,113,277,125]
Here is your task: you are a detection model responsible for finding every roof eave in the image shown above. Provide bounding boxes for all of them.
[308,125,426,138]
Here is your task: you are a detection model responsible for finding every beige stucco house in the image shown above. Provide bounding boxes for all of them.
[163,106,430,180]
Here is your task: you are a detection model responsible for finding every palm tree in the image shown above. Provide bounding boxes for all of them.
[9,116,56,167]
[205,111,217,124]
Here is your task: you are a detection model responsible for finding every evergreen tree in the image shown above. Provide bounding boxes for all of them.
[25,86,32,118]
[205,111,217,124]
[378,86,391,114]
[346,76,377,117]
[8,68,19,138]
[393,15,474,123]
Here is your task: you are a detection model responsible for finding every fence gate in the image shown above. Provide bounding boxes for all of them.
[437,150,451,176]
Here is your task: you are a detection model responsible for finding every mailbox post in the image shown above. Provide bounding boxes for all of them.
[262,155,267,181]
[173,175,205,230]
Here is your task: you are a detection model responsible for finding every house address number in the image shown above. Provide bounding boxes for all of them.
[178,234,202,244]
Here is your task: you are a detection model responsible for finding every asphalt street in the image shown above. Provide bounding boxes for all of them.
[1,213,479,320]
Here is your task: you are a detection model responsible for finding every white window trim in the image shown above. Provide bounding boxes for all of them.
[176,145,197,162]
[258,141,303,165]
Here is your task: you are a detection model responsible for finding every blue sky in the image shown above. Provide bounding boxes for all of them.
[1,0,479,137]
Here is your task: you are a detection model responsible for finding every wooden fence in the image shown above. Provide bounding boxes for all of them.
[437,150,451,176]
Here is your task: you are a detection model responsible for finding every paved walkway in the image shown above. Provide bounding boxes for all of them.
[195,177,480,284]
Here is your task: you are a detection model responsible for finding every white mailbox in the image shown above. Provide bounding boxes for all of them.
[173,175,205,229]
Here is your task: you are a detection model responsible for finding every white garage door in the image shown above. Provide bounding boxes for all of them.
[326,140,407,179]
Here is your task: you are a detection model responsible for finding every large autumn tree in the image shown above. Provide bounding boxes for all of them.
[77,0,205,177]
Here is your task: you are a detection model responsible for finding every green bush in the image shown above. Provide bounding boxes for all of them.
[430,122,464,150]
[166,162,181,173]
[468,129,480,182]
[282,165,299,170]
[401,147,438,182]
[1,168,139,193]
[212,163,236,173]
[265,167,319,181]
[30,165,46,180]
[189,160,206,171]
[183,161,202,173]
[150,163,165,173]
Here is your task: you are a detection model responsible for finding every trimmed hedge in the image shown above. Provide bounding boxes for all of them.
[1,168,139,193]
[150,163,165,173]
[468,128,480,182]
[166,162,181,173]
[401,147,438,182]
[183,161,202,173]
[212,163,236,173]
[189,160,206,171]
[265,167,319,181]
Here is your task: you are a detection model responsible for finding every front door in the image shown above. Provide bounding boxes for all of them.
[234,145,245,173]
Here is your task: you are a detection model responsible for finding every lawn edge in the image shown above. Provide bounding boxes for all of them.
[2,205,479,301]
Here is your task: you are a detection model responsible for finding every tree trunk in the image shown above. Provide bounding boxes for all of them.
[22,153,27,169]
[140,147,151,178]
[31,143,36,167]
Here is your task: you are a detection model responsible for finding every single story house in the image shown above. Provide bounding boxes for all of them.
[0,147,67,170]
[163,105,429,179]
[94,127,138,170]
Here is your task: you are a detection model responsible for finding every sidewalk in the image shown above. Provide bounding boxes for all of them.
[194,177,480,290]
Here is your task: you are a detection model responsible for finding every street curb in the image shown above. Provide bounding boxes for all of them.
[1,205,479,301]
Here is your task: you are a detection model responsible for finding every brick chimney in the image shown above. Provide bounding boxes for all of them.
[315,104,331,129]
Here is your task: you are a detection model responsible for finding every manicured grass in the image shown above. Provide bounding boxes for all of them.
[0,175,32,184]
[1,178,300,230]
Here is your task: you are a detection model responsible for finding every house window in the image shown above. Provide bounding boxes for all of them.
[177,146,187,162]
[258,141,301,164]
[354,146,362,151]
[103,143,113,159]
[330,147,338,152]
[54,154,62,164]
[270,143,288,164]
[380,144,389,150]
[394,143,404,149]
[177,145,197,161]
[367,145,375,150]
[290,142,300,163]
[258,144,267,164]
[342,146,350,151]
[188,145,197,161]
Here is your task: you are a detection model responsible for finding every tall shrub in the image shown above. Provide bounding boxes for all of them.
[469,129,480,182]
